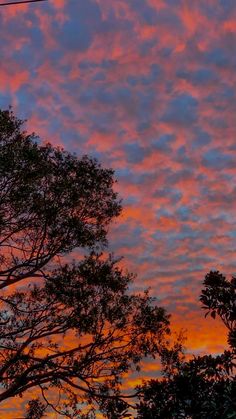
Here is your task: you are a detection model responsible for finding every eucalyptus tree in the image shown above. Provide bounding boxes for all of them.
[0,109,170,418]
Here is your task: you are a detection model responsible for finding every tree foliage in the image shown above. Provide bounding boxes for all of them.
[200,271,236,350]
[0,254,170,412]
[0,109,170,417]
[0,108,122,290]
[137,271,236,419]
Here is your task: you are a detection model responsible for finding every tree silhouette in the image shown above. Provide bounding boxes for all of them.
[200,271,236,351]
[0,109,170,417]
[0,109,121,290]
[137,271,236,419]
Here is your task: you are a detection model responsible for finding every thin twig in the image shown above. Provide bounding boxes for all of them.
[0,0,48,6]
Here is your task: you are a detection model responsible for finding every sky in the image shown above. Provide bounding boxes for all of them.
[0,0,236,412]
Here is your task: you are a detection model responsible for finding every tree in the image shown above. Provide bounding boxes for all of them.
[137,271,236,419]
[0,108,122,290]
[200,271,236,351]
[0,109,170,418]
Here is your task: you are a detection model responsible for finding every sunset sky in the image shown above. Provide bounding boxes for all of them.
[0,0,235,383]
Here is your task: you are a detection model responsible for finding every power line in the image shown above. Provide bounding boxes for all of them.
[0,0,48,6]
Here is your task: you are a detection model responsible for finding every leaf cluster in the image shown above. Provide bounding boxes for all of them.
[200,271,236,350]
